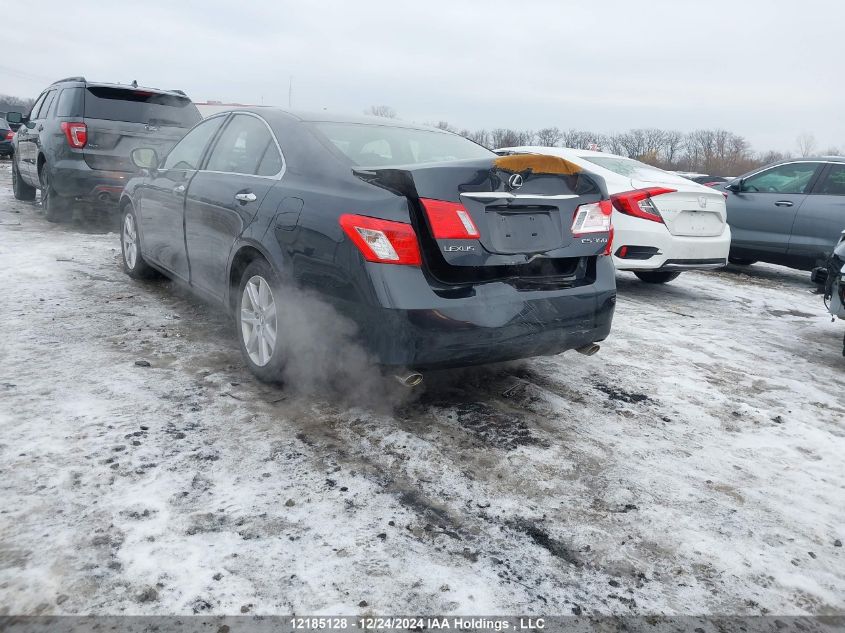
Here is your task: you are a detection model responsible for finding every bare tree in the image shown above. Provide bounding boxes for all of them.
[432,120,458,133]
[461,129,491,148]
[490,128,533,148]
[660,130,685,167]
[534,127,562,147]
[560,129,605,150]
[365,105,397,119]
[796,132,817,157]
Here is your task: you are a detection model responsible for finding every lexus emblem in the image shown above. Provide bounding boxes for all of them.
[507,173,524,190]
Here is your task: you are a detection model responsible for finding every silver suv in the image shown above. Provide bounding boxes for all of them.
[724,156,845,270]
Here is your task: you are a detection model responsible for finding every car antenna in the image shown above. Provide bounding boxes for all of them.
[131,80,138,88]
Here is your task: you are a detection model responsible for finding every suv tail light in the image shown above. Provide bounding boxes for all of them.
[610,187,675,223]
[571,199,612,234]
[339,214,421,266]
[4,130,12,141]
[60,122,87,149]
[420,198,479,239]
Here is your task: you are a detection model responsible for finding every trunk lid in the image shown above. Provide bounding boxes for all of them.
[356,154,611,285]
[630,177,727,237]
[81,86,200,172]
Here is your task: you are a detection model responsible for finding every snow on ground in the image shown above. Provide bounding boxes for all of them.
[0,162,843,617]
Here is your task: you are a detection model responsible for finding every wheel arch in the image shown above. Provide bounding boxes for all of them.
[226,240,278,314]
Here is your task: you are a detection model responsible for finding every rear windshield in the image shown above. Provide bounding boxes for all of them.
[84,87,201,128]
[311,122,493,166]
[0,118,9,130]
[582,155,682,182]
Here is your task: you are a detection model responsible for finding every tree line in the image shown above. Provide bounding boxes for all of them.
[365,105,839,177]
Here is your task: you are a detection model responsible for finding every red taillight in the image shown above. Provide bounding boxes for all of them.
[604,226,614,256]
[339,214,421,266]
[571,199,612,235]
[610,187,675,223]
[60,122,87,149]
[4,130,12,141]
[420,198,479,239]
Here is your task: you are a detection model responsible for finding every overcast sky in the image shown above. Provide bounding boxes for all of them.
[3,0,842,153]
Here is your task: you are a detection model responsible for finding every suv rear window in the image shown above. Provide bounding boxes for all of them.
[84,87,200,128]
[311,122,493,166]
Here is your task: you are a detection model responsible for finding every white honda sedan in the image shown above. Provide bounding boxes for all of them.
[496,147,731,283]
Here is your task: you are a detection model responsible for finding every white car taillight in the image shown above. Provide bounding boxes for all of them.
[611,187,676,223]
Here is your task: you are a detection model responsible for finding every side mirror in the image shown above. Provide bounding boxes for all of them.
[726,180,742,193]
[5,111,22,124]
[131,147,159,171]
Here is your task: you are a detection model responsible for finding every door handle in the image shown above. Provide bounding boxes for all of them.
[235,192,257,203]
[774,200,793,207]
[173,185,186,195]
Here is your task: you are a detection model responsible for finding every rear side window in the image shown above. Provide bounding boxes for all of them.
[55,88,84,117]
[84,87,201,128]
[815,164,845,196]
[28,93,47,119]
[206,114,282,176]
[39,90,57,119]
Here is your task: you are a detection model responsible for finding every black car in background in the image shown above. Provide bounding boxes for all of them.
[119,109,616,379]
[8,76,201,221]
[0,118,13,158]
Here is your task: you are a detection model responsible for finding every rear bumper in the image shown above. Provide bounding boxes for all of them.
[341,256,616,369]
[49,157,132,204]
[613,219,731,271]
[0,141,13,156]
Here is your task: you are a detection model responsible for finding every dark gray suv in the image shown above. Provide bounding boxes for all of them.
[9,76,201,221]
[724,157,845,270]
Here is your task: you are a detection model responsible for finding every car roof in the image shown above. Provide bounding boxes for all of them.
[49,77,189,98]
[207,106,453,133]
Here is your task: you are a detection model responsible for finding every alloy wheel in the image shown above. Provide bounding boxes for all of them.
[123,213,138,269]
[240,275,277,367]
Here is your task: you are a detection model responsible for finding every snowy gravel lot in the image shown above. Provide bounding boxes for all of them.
[0,161,843,618]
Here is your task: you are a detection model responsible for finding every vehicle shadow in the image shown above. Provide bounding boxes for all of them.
[711,262,815,287]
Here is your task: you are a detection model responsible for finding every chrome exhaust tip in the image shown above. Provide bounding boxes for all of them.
[394,371,424,388]
[575,343,600,356]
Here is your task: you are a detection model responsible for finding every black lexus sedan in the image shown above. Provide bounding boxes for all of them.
[119,108,616,381]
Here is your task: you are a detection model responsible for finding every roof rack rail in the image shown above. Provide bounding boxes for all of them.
[52,76,87,85]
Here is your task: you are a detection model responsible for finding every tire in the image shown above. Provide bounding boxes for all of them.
[235,258,285,383]
[11,158,35,201]
[729,257,757,266]
[634,270,682,284]
[40,166,72,223]
[120,204,157,279]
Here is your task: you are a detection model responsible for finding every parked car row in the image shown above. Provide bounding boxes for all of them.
[8,76,845,379]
